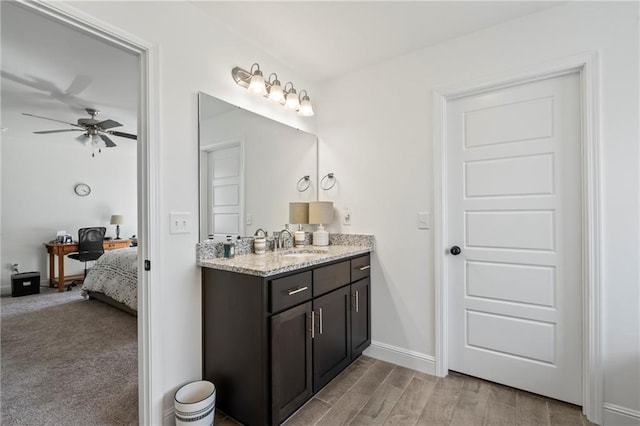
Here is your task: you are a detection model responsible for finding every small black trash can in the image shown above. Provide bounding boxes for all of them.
[11,272,40,297]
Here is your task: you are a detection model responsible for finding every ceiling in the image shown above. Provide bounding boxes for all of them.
[191,1,564,82]
[1,1,564,137]
[0,2,138,139]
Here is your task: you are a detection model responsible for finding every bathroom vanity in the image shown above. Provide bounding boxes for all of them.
[200,245,372,425]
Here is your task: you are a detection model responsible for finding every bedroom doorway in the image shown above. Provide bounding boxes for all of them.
[0,2,158,424]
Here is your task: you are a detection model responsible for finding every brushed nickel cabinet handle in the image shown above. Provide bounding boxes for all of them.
[309,311,315,339]
[356,290,359,313]
[288,286,308,296]
[358,265,370,271]
[319,308,323,335]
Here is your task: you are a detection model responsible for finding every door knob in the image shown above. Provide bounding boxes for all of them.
[450,246,461,255]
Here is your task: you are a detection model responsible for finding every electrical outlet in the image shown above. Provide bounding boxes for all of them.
[246,213,252,226]
[343,209,351,226]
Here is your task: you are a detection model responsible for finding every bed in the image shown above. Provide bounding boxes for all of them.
[81,247,138,316]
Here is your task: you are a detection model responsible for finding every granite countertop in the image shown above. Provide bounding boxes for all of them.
[198,245,372,277]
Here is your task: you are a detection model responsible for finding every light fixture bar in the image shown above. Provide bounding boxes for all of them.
[231,64,314,116]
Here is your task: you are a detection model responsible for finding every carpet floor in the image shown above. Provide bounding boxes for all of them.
[1,287,138,425]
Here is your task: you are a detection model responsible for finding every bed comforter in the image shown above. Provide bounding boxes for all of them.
[81,247,138,311]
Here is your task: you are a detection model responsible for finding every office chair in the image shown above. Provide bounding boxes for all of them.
[66,227,106,291]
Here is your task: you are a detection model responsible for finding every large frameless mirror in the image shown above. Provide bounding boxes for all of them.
[198,92,317,241]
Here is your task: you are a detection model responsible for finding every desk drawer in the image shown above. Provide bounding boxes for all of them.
[104,240,129,250]
[270,271,312,313]
[351,254,371,282]
[313,261,350,297]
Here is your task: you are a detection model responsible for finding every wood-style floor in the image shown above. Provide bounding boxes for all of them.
[214,356,594,426]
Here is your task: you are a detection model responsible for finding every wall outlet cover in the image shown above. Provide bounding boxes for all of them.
[417,212,430,229]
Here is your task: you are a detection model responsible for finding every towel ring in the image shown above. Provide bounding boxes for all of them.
[320,173,336,190]
[296,175,311,192]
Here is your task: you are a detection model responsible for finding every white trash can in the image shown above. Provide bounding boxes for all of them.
[174,380,216,426]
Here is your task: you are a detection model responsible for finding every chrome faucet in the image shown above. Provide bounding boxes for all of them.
[254,228,267,238]
[278,226,294,250]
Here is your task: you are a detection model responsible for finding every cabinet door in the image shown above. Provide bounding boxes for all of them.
[313,286,351,393]
[271,301,313,425]
[351,277,371,358]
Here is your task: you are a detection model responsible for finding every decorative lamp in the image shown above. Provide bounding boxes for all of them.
[308,201,333,246]
[289,202,309,247]
[110,214,124,239]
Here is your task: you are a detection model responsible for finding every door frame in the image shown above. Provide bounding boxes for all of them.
[22,1,162,424]
[432,52,602,424]
[199,138,246,240]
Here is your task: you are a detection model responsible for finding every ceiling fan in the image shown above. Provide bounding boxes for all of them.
[22,108,137,157]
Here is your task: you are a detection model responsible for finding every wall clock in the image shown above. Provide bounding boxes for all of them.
[74,183,91,197]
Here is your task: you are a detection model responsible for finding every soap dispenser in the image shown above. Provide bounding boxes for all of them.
[223,235,235,259]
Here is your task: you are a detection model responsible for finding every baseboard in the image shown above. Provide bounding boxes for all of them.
[604,404,640,426]
[364,340,436,376]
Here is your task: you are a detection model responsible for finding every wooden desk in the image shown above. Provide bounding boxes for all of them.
[44,239,131,292]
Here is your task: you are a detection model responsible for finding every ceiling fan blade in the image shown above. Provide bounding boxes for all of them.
[22,112,84,128]
[65,74,92,96]
[75,134,90,145]
[96,119,122,130]
[108,130,137,140]
[34,129,84,134]
[99,134,117,148]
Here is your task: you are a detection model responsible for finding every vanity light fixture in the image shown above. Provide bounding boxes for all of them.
[283,82,300,110]
[247,63,267,96]
[298,90,314,117]
[232,63,314,116]
[267,73,285,103]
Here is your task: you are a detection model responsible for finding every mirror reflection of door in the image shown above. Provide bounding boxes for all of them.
[202,140,244,241]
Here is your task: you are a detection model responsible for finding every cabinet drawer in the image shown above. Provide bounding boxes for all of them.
[270,271,312,313]
[313,261,350,297]
[351,254,371,282]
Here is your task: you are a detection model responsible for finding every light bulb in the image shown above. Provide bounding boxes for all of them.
[298,95,314,116]
[268,82,285,103]
[285,88,300,110]
[248,70,267,96]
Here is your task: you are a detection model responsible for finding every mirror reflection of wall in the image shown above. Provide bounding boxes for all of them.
[198,92,317,241]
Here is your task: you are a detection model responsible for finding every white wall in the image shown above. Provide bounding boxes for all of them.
[0,123,137,291]
[316,1,639,424]
[62,1,318,422]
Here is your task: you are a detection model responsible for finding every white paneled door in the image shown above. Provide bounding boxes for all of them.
[205,143,243,240]
[447,73,582,404]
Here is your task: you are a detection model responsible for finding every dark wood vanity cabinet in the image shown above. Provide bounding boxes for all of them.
[202,253,371,426]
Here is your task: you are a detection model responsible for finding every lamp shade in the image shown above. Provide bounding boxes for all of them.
[289,202,309,224]
[308,201,333,225]
[110,214,125,225]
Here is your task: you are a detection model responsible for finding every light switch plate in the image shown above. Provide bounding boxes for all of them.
[343,209,351,226]
[417,212,430,229]
[170,212,191,234]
